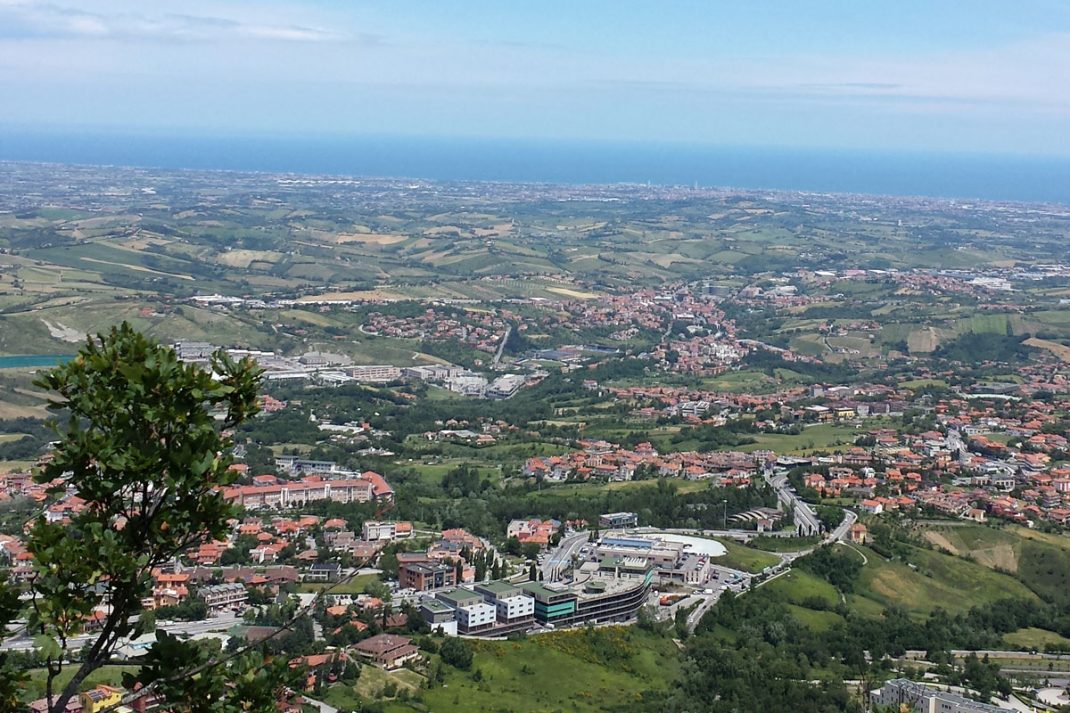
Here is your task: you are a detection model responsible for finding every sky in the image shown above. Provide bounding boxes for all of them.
[1,0,1069,155]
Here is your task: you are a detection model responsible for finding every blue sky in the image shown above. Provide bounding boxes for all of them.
[1,0,1068,155]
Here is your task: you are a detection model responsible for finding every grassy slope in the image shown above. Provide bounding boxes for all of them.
[296,572,381,595]
[714,538,781,573]
[24,665,138,702]
[852,544,1038,617]
[1003,628,1070,650]
[922,525,1070,607]
[762,539,1039,626]
[376,628,679,713]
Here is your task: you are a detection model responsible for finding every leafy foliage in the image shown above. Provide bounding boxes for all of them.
[4,323,288,713]
[439,637,474,670]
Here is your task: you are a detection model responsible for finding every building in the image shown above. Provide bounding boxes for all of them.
[872,679,1005,713]
[597,534,685,569]
[486,374,526,399]
[80,685,123,713]
[435,588,497,634]
[474,581,536,625]
[352,634,421,670]
[419,598,458,636]
[399,561,456,592]
[520,563,653,628]
[304,562,342,583]
[362,520,413,541]
[222,471,393,510]
[347,365,402,383]
[598,512,638,529]
[197,583,247,611]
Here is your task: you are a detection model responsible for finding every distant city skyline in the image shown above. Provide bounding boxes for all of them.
[0,1,1069,156]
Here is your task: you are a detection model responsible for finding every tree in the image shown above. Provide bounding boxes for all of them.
[439,637,473,670]
[8,324,291,713]
[0,580,24,710]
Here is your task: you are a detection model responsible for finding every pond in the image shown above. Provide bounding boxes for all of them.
[0,355,74,370]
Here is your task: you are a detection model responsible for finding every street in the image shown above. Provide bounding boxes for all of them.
[541,530,590,582]
[1,612,244,653]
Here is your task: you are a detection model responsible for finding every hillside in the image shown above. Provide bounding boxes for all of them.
[922,525,1070,608]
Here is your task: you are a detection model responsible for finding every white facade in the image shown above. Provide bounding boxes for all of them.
[363,521,397,541]
[873,679,1004,713]
[429,619,458,636]
[495,594,535,621]
[457,602,497,630]
[348,365,402,383]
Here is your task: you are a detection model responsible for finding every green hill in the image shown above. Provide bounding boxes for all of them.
[923,525,1070,607]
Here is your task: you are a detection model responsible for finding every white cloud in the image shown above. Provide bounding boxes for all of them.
[0,0,344,42]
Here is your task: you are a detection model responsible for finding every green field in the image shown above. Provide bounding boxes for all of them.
[761,538,1041,622]
[1003,627,1070,651]
[785,603,845,631]
[296,572,382,595]
[714,538,781,573]
[852,545,1038,617]
[383,627,680,713]
[738,423,864,455]
[762,569,840,609]
[23,665,138,701]
[922,525,1070,607]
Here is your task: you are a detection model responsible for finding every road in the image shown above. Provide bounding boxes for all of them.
[829,509,857,542]
[541,531,590,582]
[767,470,822,536]
[492,325,512,368]
[634,526,765,542]
[684,567,755,632]
[681,505,855,633]
[904,649,1070,661]
[1,613,244,653]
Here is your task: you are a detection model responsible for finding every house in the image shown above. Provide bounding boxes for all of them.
[362,520,413,541]
[872,678,1004,713]
[859,499,884,515]
[80,685,123,713]
[197,583,247,612]
[848,523,868,545]
[598,512,638,529]
[351,634,421,669]
[399,561,456,592]
[305,562,342,583]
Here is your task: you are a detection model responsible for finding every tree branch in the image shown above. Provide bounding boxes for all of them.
[96,556,376,713]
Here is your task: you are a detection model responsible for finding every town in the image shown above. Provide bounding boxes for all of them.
[3,164,1070,713]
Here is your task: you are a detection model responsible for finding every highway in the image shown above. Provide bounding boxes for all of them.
[683,567,754,632]
[492,325,512,368]
[767,469,822,536]
[633,526,764,542]
[541,531,590,582]
[829,508,857,542]
[680,488,856,633]
[1,612,244,653]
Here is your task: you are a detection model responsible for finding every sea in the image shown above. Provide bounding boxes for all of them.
[2,129,1069,205]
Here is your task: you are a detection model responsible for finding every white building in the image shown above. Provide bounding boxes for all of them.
[347,365,402,383]
[495,594,535,622]
[456,602,497,631]
[872,679,1005,713]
